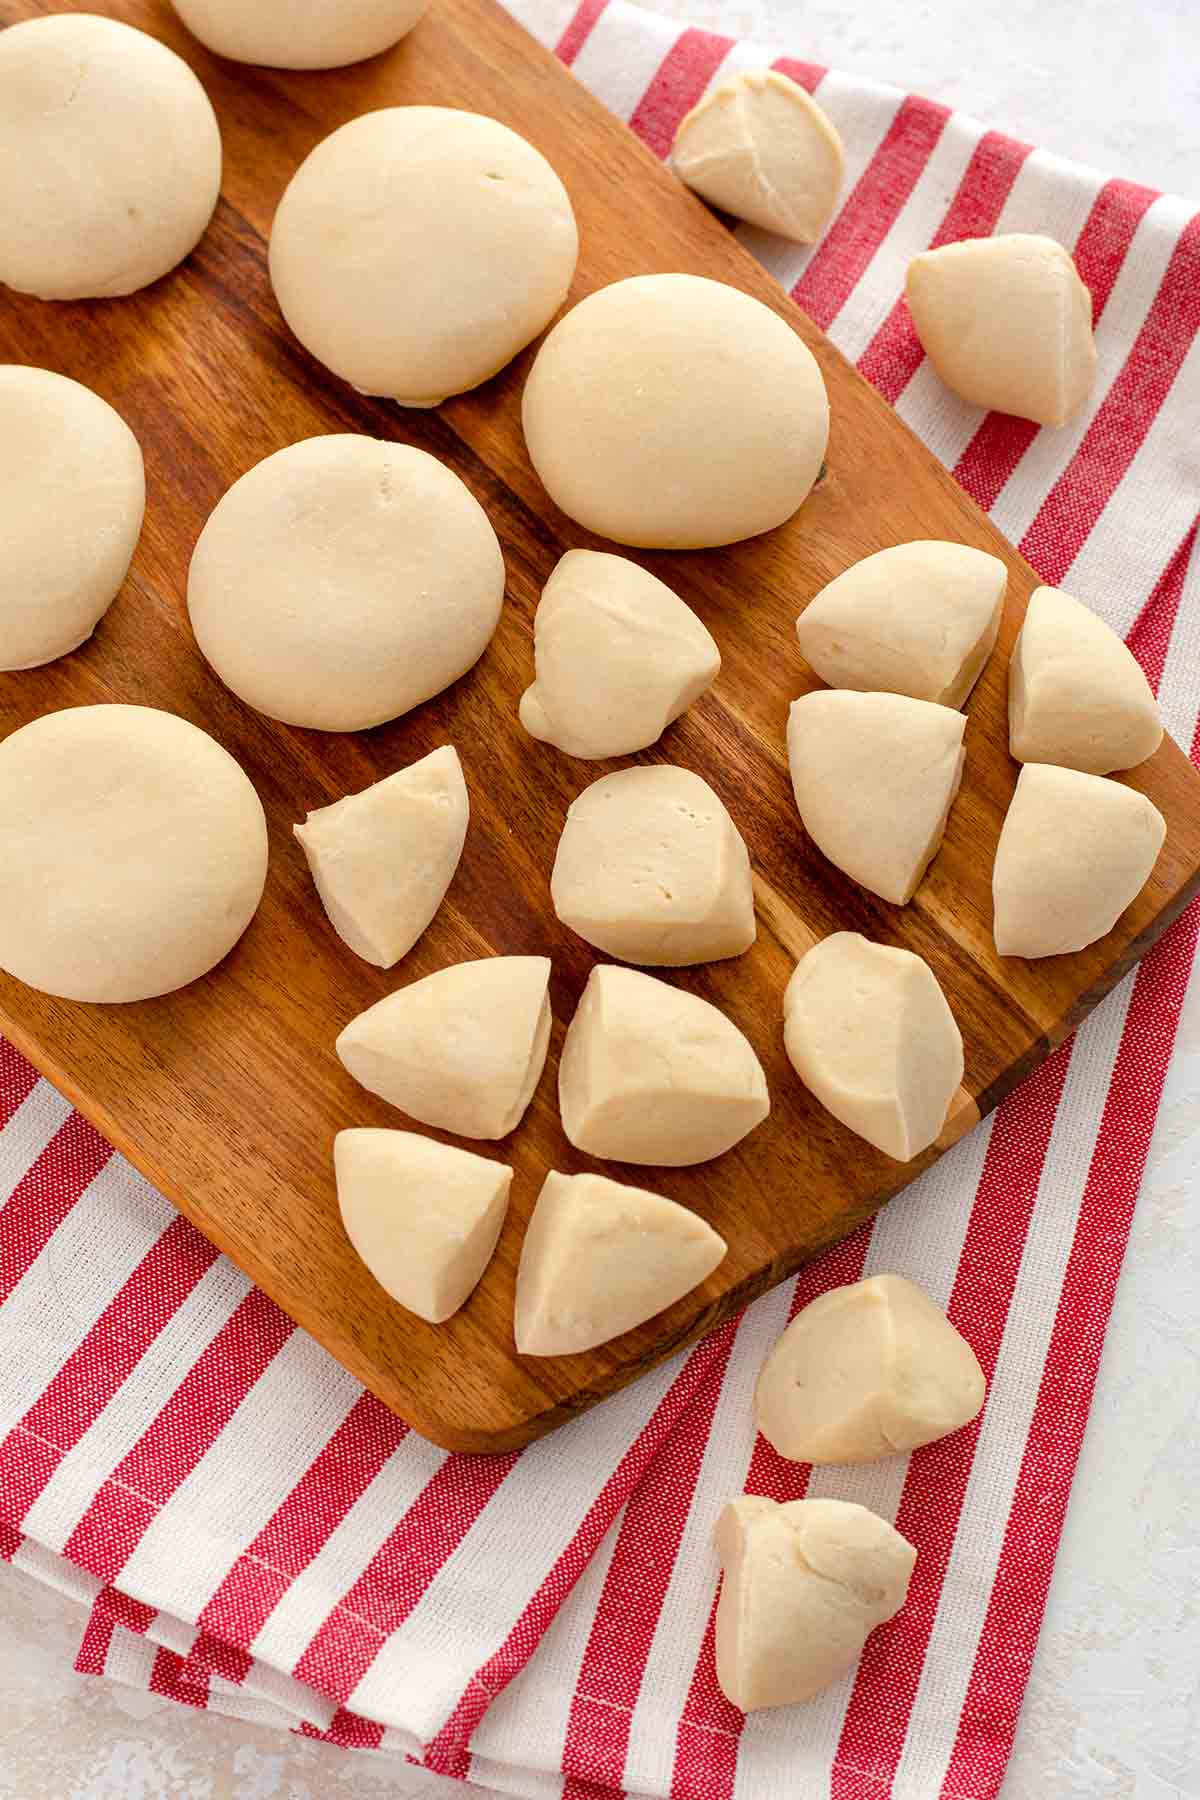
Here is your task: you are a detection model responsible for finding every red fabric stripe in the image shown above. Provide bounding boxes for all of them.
[627,29,735,161]
[148,1644,210,1709]
[94,1586,156,1635]
[299,1708,386,1751]
[0,1521,21,1561]
[771,55,827,94]
[0,1040,38,1130]
[0,1111,112,1303]
[555,0,609,67]
[1126,521,1198,693]
[75,1609,116,1677]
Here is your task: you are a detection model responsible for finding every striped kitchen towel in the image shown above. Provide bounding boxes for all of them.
[1,2,1198,1796]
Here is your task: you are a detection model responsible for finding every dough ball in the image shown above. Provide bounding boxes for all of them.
[755,1273,985,1464]
[783,932,963,1162]
[796,541,1006,708]
[170,0,428,69]
[336,955,552,1139]
[1009,584,1162,774]
[559,964,769,1166]
[334,1128,510,1324]
[550,765,756,966]
[715,1496,915,1710]
[993,763,1165,958]
[787,690,966,905]
[514,1169,726,1356]
[519,550,721,760]
[295,745,468,969]
[0,705,267,1003]
[522,274,829,549]
[0,14,221,301]
[0,366,145,671]
[672,68,843,244]
[188,436,504,731]
[269,107,578,407]
[905,234,1096,427]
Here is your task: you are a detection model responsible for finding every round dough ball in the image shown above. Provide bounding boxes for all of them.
[169,0,428,69]
[522,273,829,549]
[269,108,579,407]
[0,705,268,1004]
[0,14,222,301]
[0,366,145,671]
[187,436,505,732]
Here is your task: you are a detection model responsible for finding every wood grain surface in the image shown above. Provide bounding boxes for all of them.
[1,0,1198,1452]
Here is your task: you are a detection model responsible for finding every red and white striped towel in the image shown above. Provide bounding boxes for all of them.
[2,2,1198,1795]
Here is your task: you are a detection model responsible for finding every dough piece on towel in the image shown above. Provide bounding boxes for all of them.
[992,763,1165,958]
[795,541,1005,708]
[295,746,468,968]
[787,691,966,904]
[336,955,552,1139]
[1009,584,1162,774]
[514,1170,726,1355]
[334,1128,510,1324]
[519,550,720,759]
[551,765,756,965]
[558,964,769,1165]
[170,0,428,68]
[755,1273,985,1464]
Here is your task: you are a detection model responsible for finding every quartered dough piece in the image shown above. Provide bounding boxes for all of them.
[905,234,1097,428]
[334,1128,510,1323]
[170,0,428,68]
[715,1496,916,1711]
[787,691,966,904]
[295,746,468,969]
[1009,584,1163,774]
[519,550,721,759]
[559,965,769,1165]
[551,765,756,965]
[671,68,843,244]
[336,955,552,1139]
[993,763,1165,958]
[514,1170,726,1355]
[755,1273,985,1464]
[783,933,963,1161]
[795,541,1006,708]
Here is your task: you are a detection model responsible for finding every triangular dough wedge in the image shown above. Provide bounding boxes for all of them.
[336,955,552,1139]
[334,1128,511,1323]
[1009,584,1162,774]
[514,1170,726,1355]
[783,932,963,1160]
[787,691,966,904]
[559,964,769,1165]
[993,764,1165,958]
[754,1273,985,1464]
[715,1496,916,1711]
[520,550,720,759]
[295,745,468,968]
[796,541,1005,707]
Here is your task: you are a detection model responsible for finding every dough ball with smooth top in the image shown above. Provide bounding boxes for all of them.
[522,274,829,549]
[1009,584,1162,774]
[170,0,428,69]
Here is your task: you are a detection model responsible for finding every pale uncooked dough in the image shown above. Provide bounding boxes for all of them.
[905,234,1097,427]
[269,108,578,407]
[672,68,843,244]
[295,746,468,968]
[170,0,428,68]
[1010,584,1163,774]
[522,274,829,549]
[0,705,267,1003]
[993,763,1166,958]
[188,437,504,732]
[787,691,966,904]
[0,366,145,671]
[558,965,769,1165]
[519,550,721,759]
[334,1128,510,1324]
[0,14,221,301]
[754,1273,985,1464]
[783,933,963,1161]
[550,765,756,965]
[336,955,552,1139]
[514,1170,726,1356]
[795,541,1006,708]
[715,1496,916,1710]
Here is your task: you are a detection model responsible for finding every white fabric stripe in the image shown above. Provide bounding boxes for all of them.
[0,1080,74,1203]
[10,1534,101,1609]
[571,3,681,124]
[1154,529,1200,746]
[136,1597,336,1731]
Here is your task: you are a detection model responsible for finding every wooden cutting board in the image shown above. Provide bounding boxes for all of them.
[2,0,1198,1453]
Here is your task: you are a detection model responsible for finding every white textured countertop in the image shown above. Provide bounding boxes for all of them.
[2,2,1197,1796]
